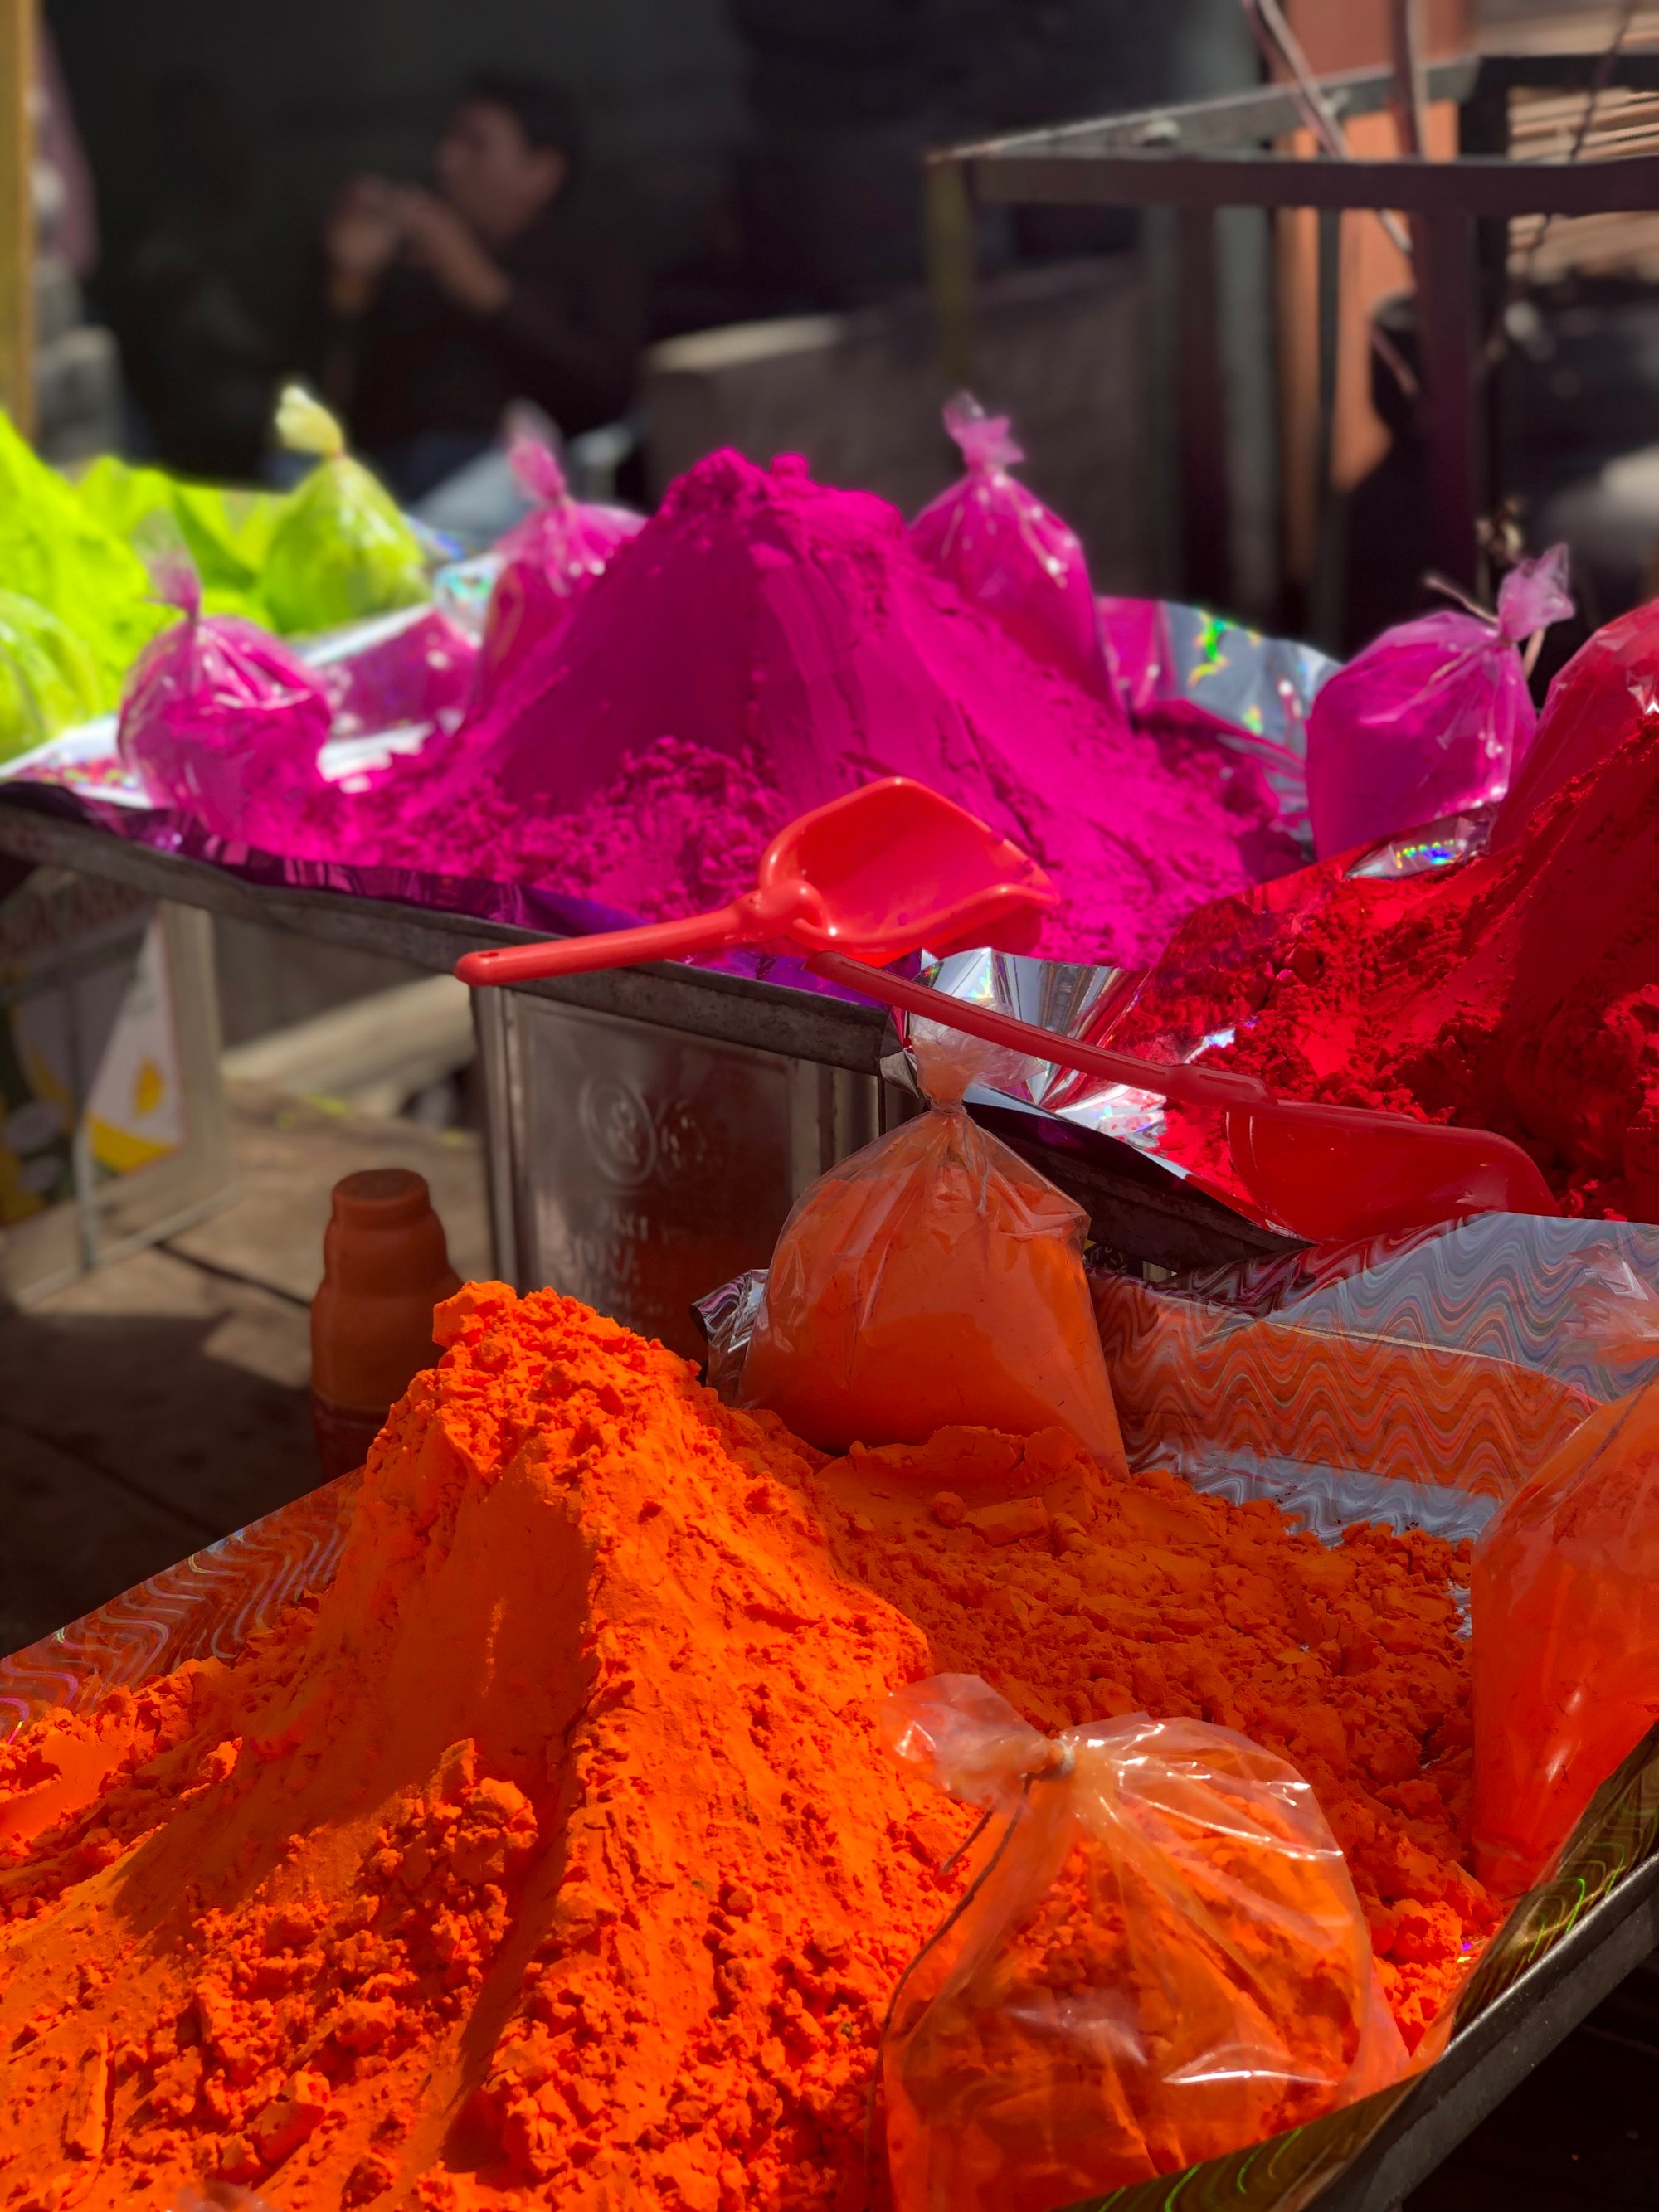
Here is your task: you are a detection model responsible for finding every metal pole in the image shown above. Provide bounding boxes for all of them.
[0,0,33,438]
[1308,207,1345,652]
[1389,0,1430,158]
[1414,207,1481,591]
[924,158,976,393]
[1176,206,1232,609]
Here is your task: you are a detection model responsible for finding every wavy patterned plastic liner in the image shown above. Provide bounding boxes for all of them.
[1093,1215,1659,1517]
[0,1473,357,1739]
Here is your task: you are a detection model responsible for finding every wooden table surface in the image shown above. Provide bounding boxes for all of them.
[0,1082,488,1652]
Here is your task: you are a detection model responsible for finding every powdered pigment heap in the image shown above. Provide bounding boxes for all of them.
[0,1291,1491,2203]
[1117,708,1659,1219]
[321,453,1292,965]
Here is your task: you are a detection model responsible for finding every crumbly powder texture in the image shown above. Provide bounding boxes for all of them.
[0,1299,1490,2205]
[327,734,787,927]
[805,1430,1494,2053]
[307,452,1290,966]
[1116,714,1659,1220]
[0,1289,959,2210]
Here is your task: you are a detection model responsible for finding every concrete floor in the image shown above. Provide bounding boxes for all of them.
[0,1082,489,1654]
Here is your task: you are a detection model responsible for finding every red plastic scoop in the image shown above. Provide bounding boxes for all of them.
[456,773,1554,1243]
[807,950,1559,1245]
[455,778,1058,988]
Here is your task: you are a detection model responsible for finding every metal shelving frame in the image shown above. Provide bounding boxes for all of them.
[931,51,1659,619]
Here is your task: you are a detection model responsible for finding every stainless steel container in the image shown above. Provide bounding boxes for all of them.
[474,979,914,1357]
[0,812,1287,1348]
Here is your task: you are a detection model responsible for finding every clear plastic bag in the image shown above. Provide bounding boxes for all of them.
[476,429,643,702]
[0,586,103,758]
[116,534,333,850]
[1305,549,1572,860]
[881,1674,1408,2212]
[1472,1374,1659,1897]
[262,386,429,634]
[739,1026,1125,1461]
[910,393,1117,704]
[1489,593,1659,851]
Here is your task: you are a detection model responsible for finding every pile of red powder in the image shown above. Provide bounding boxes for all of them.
[1117,706,1659,1220]
[324,453,1293,966]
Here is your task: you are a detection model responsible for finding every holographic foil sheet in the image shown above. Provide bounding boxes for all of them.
[1100,595,1339,844]
[1346,806,1492,880]
[910,946,1239,1209]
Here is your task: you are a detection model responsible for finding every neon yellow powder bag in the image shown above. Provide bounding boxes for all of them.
[260,386,428,634]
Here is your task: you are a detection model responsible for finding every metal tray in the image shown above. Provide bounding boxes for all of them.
[1315,1848,1659,2212]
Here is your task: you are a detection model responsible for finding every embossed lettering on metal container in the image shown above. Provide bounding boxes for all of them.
[480,994,881,1358]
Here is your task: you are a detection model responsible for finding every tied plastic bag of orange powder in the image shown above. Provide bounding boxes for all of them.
[879,1675,1409,2212]
[1473,1373,1659,1898]
[739,1023,1125,1461]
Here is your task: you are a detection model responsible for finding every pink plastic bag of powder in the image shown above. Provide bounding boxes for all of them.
[117,543,333,851]
[1305,547,1573,860]
[313,605,479,741]
[477,433,644,702]
[910,393,1117,702]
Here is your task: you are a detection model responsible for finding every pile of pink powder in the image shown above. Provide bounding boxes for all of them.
[313,451,1296,966]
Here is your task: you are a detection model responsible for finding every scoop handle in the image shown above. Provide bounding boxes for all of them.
[458,903,747,988]
[807,951,1272,1109]
[810,952,1561,1237]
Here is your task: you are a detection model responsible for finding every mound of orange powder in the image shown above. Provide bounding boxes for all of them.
[803,1431,1496,2049]
[0,1288,1493,2206]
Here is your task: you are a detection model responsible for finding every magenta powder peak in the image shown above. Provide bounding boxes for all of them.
[335,452,1282,965]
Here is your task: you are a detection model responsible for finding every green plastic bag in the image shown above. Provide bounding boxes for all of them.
[261,386,428,634]
[0,412,171,701]
[75,455,285,621]
[0,588,105,759]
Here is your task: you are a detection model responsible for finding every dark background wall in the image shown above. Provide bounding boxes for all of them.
[48,0,1208,342]
[49,0,745,326]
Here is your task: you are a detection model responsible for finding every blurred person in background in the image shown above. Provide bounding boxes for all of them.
[316,73,644,503]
